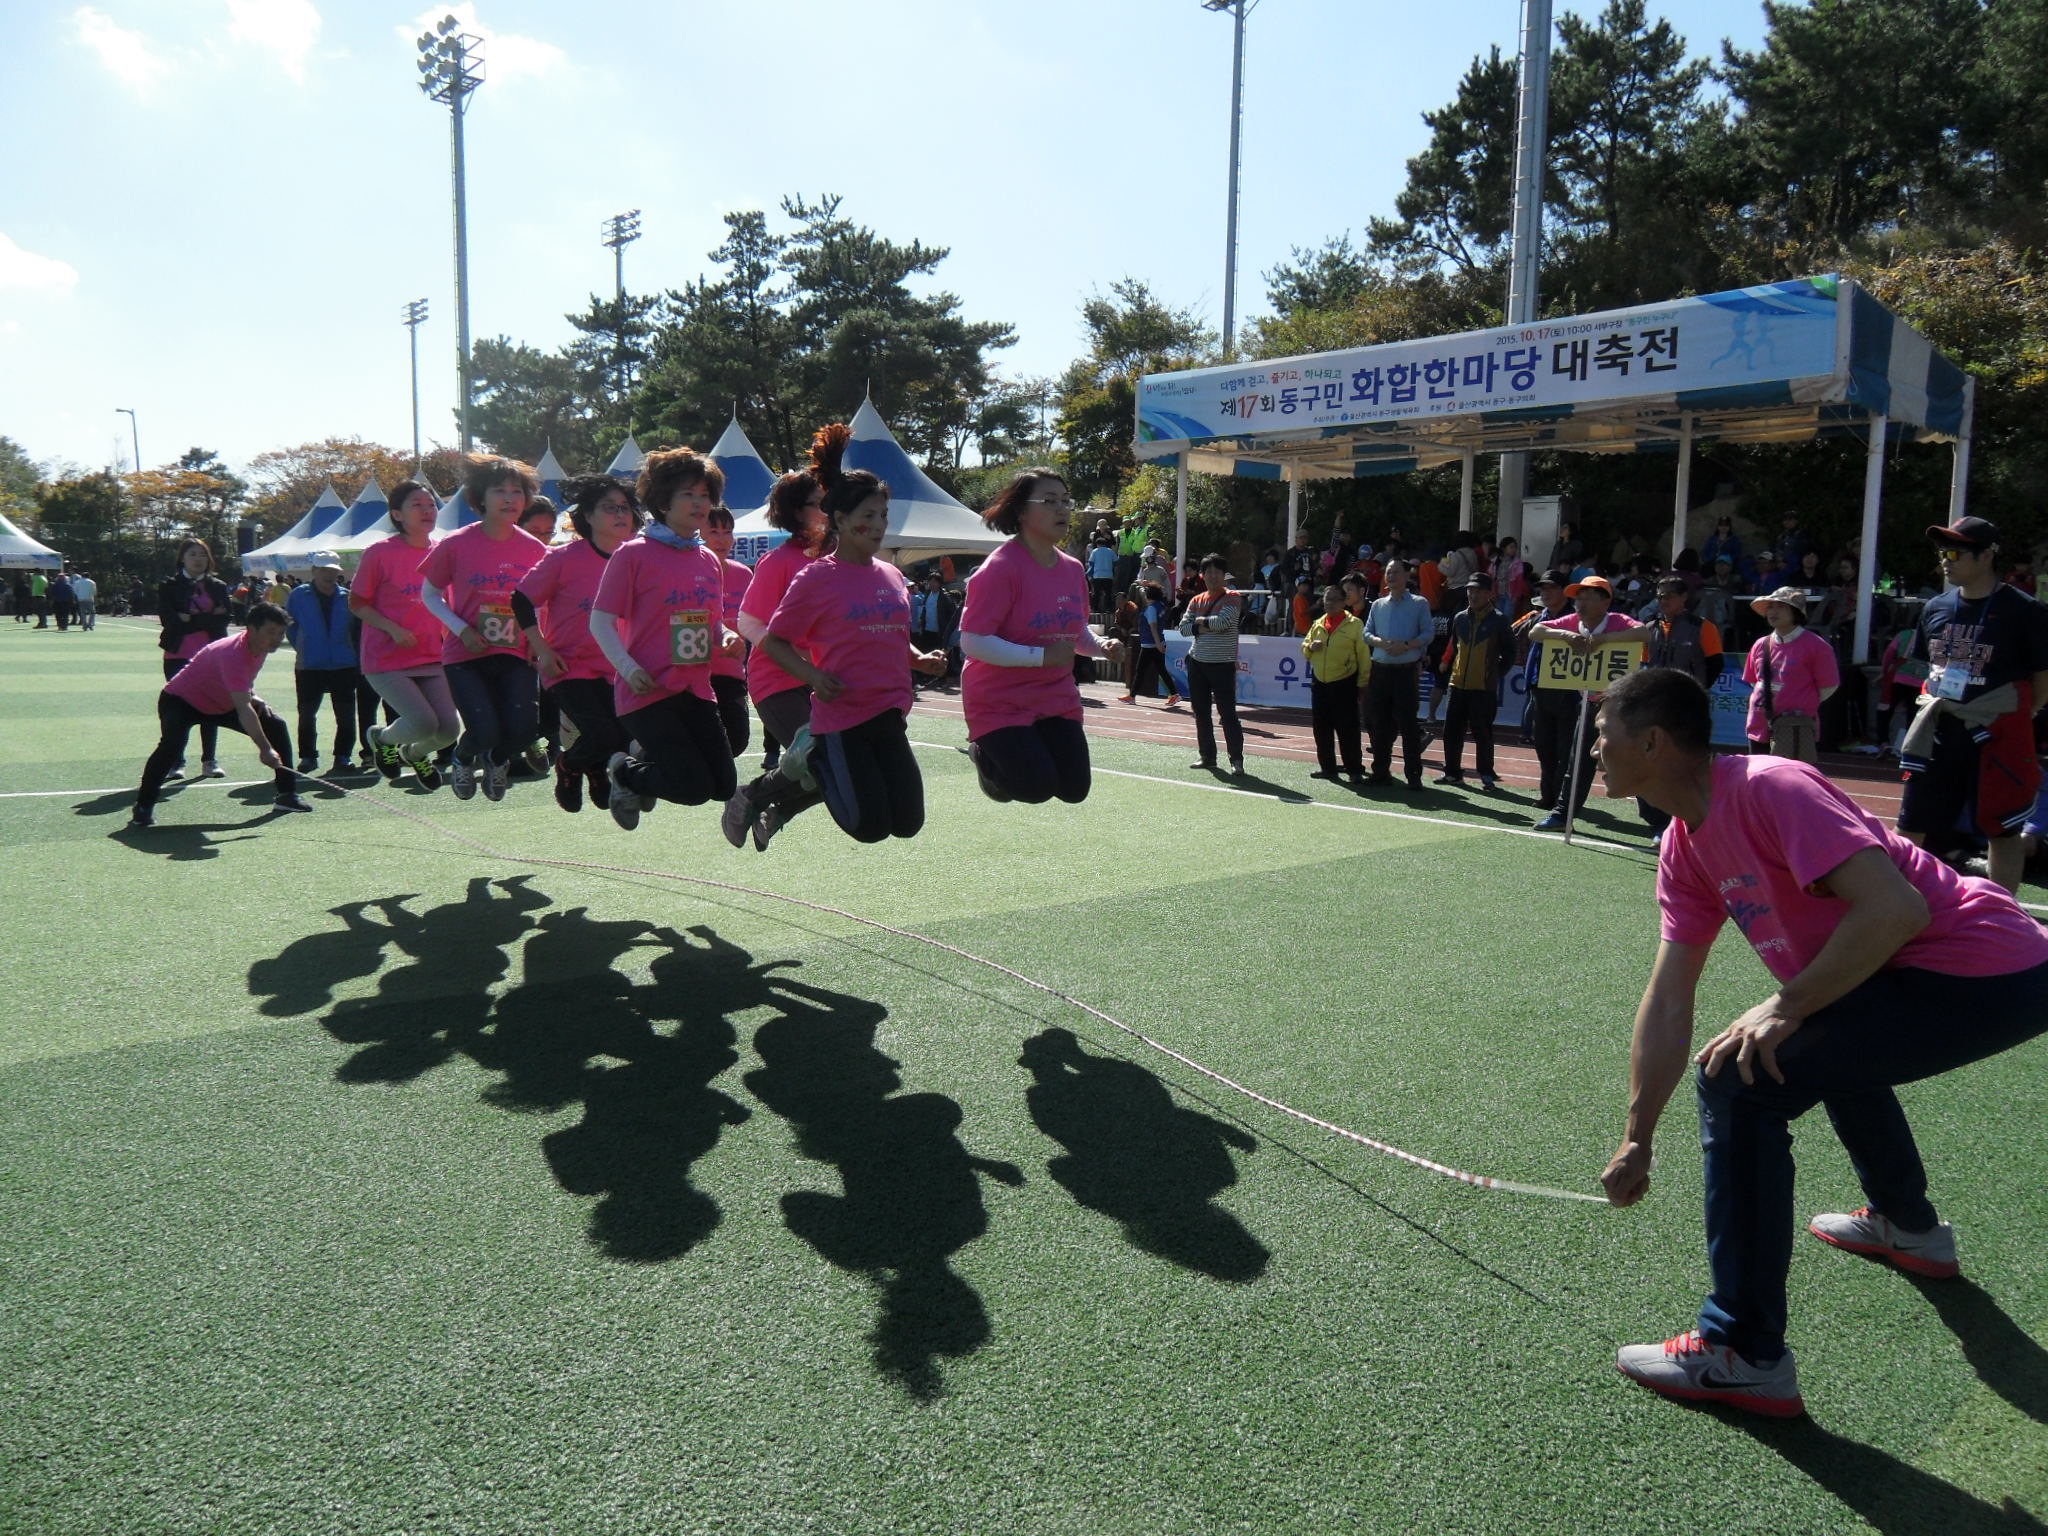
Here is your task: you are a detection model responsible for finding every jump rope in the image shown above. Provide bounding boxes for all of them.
[290,764,1609,1206]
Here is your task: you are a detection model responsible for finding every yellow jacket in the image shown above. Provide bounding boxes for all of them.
[1302,610,1368,682]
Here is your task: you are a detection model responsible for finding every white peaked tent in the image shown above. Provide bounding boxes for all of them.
[714,417,788,564]
[534,446,566,507]
[325,476,396,559]
[434,487,474,533]
[605,435,644,478]
[244,482,349,574]
[0,512,61,570]
[843,398,1003,559]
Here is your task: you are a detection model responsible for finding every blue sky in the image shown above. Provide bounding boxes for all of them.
[0,0,1770,479]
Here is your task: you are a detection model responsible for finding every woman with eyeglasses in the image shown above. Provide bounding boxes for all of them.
[720,461,832,849]
[588,448,738,832]
[959,469,1118,805]
[747,424,946,845]
[512,476,641,814]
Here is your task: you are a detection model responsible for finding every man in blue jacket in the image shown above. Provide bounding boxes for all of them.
[284,552,370,775]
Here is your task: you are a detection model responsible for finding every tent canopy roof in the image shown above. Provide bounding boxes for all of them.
[710,417,777,514]
[0,512,61,569]
[1135,276,1971,483]
[245,482,349,572]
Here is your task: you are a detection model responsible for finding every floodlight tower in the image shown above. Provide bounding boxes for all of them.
[402,298,430,464]
[1497,0,1553,543]
[601,210,642,402]
[415,16,483,452]
[115,408,140,474]
[1201,0,1254,360]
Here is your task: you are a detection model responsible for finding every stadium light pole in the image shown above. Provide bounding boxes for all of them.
[1201,0,1254,361]
[600,210,642,405]
[115,408,140,474]
[1496,0,1553,544]
[402,298,430,465]
[416,16,483,453]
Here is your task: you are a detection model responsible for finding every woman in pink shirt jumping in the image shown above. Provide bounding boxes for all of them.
[353,479,459,790]
[958,468,1118,804]
[720,463,831,849]
[513,476,642,815]
[702,502,755,758]
[752,424,946,846]
[589,448,740,832]
[420,457,549,803]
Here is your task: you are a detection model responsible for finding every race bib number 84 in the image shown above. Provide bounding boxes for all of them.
[669,609,711,665]
[476,601,521,649]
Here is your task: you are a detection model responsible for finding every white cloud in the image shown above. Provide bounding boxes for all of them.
[227,0,321,84]
[0,235,80,294]
[74,6,173,91]
[399,5,565,88]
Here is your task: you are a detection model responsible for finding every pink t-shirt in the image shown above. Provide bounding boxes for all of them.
[713,556,752,682]
[592,534,724,716]
[959,538,1091,739]
[1659,754,2048,984]
[1743,627,1840,741]
[740,540,818,703]
[350,535,442,675]
[420,522,548,665]
[516,539,610,683]
[768,555,913,736]
[164,630,268,715]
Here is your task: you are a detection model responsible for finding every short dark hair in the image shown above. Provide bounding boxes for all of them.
[982,467,1063,536]
[245,600,289,630]
[385,479,436,528]
[1601,667,1712,757]
[563,476,641,542]
[705,504,734,532]
[462,454,539,509]
[1200,552,1228,573]
[764,470,821,537]
[517,496,557,530]
[637,448,725,526]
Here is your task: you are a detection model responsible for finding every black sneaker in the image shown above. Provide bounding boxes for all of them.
[373,738,404,782]
[553,764,583,814]
[586,769,610,810]
[129,807,155,829]
[410,756,443,791]
[274,793,313,813]
[607,752,640,831]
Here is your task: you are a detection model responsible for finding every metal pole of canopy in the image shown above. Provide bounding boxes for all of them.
[1497,0,1552,545]
[1670,414,1694,565]
[1947,375,1976,524]
[1174,453,1189,589]
[1459,450,1475,531]
[1853,414,1888,666]
[1285,474,1299,549]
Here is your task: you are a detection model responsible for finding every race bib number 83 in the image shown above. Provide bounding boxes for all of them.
[669,609,711,665]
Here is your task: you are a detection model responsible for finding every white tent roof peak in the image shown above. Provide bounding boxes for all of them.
[605,435,644,476]
[347,474,387,509]
[534,446,566,483]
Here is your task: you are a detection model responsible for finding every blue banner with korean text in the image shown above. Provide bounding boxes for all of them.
[1137,279,1843,449]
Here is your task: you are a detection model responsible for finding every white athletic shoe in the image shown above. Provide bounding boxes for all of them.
[448,756,478,801]
[162,764,187,783]
[1807,1207,1959,1278]
[201,759,226,779]
[606,752,640,831]
[1616,1329,1804,1418]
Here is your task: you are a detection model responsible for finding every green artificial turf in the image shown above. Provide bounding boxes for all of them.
[1,619,2043,1535]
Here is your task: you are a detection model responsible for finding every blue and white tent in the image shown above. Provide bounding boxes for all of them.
[244,481,349,574]
[1134,275,1975,661]
[604,435,644,479]
[843,398,1003,559]
[534,446,566,507]
[325,475,396,559]
[434,487,474,533]
[714,417,788,564]
[0,512,61,571]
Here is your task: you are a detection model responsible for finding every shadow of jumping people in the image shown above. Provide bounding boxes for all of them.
[534,923,757,1263]
[1020,1027,1269,1283]
[319,875,551,1084]
[745,984,1024,1400]
[246,896,422,1019]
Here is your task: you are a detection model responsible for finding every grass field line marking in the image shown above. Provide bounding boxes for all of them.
[0,778,268,798]
[289,767,1609,1205]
